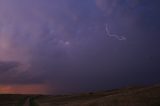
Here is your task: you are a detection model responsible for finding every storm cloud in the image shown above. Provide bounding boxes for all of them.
[0,0,160,94]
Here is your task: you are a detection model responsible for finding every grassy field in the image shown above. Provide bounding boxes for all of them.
[34,85,160,106]
[0,94,27,106]
[0,84,160,106]
[0,94,39,106]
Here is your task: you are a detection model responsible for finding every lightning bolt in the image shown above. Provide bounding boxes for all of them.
[105,24,126,40]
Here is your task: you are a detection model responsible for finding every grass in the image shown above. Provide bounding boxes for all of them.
[30,97,39,106]
[0,84,159,106]
[17,96,29,106]
[0,94,28,106]
[35,85,160,106]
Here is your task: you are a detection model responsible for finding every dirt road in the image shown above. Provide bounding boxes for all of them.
[23,98,30,106]
[18,97,38,106]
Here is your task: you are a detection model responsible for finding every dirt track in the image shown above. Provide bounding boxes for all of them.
[23,98,30,106]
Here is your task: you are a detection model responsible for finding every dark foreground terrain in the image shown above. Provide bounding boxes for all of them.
[0,84,160,106]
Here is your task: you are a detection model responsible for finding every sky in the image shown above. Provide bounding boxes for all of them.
[0,0,160,94]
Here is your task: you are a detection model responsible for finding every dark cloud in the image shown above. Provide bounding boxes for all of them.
[0,0,159,94]
[0,61,18,72]
[0,61,20,83]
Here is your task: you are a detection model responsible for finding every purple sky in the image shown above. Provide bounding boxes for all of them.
[0,0,160,94]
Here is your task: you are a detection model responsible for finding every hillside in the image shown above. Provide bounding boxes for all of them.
[35,85,160,106]
[0,85,160,106]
